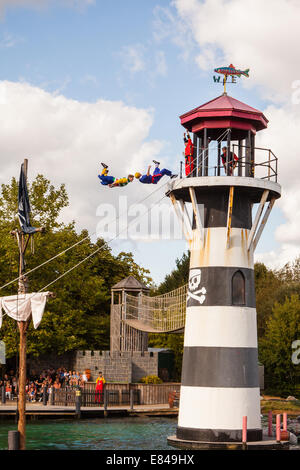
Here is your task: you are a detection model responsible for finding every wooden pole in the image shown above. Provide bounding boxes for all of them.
[16,158,31,450]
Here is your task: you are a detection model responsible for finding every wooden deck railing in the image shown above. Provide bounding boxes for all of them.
[52,383,181,407]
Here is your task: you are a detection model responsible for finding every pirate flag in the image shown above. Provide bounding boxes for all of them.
[18,162,37,234]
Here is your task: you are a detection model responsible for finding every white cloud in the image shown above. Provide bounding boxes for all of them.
[0,80,165,238]
[248,102,300,264]
[119,43,169,87]
[172,0,300,103]
[255,244,300,271]
[152,4,194,61]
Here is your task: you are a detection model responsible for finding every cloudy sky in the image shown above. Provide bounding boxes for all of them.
[0,0,299,284]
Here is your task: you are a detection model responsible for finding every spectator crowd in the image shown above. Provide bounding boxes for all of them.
[0,367,89,402]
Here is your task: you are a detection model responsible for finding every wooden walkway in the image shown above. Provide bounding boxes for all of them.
[124,285,187,333]
[0,403,178,420]
[123,319,184,334]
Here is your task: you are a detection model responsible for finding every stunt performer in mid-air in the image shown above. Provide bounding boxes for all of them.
[135,160,177,184]
[98,163,134,188]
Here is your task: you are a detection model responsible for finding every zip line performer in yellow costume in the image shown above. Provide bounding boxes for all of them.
[98,163,134,188]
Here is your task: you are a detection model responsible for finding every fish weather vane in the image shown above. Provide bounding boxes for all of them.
[213,64,250,93]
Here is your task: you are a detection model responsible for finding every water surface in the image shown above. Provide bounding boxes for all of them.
[0,416,298,450]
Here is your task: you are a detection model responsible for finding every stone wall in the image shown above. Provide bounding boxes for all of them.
[131,352,158,382]
[73,350,159,382]
[28,350,159,383]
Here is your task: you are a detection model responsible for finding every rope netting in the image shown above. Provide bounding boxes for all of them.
[124,284,187,333]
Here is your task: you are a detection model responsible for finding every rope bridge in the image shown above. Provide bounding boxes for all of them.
[123,284,187,333]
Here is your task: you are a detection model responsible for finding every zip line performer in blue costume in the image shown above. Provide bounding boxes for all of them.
[135,160,177,184]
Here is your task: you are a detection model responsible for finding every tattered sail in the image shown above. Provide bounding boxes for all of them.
[0,292,51,329]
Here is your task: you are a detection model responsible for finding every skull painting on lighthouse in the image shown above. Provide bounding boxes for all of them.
[189,268,201,291]
[187,268,206,305]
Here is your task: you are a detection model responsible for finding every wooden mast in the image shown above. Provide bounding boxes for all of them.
[8,159,49,449]
[16,158,31,450]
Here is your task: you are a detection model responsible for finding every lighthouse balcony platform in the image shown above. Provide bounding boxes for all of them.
[167,175,281,204]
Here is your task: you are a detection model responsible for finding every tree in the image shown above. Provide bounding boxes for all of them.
[255,260,300,340]
[0,174,152,358]
[255,262,282,339]
[155,252,190,295]
[259,295,300,396]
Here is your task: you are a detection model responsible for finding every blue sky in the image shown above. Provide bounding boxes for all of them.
[0,0,297,285]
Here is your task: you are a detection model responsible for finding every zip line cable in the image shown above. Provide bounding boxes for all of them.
[0,127,230,294]
[0,171,174,292]
[0,188,170,320]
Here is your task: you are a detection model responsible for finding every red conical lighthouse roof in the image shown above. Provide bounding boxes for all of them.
[180,94,268,139]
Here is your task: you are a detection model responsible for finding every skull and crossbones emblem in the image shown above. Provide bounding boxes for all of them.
[187,268,206,304]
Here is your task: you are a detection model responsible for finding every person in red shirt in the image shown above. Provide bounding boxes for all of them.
[221,146,238,175]
[183,131,194,177]
[95,372,106,404]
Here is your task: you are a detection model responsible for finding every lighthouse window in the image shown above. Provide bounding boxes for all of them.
[232,270,246,305]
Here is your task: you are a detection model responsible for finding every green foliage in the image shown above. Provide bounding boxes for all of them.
[0,174,152,358]
[155,252,190,295]
[259,294,300,397]
[255,261,300,339]
[140,375,163,384]
[261,399,300,413]
[255,262,282,338]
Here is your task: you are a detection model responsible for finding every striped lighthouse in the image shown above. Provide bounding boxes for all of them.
[168,94,281,446]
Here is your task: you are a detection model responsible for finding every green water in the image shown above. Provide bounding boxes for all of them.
[0,417,177,450]
[0,416,299,450]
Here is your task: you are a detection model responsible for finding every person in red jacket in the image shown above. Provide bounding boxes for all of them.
[221,146,239,175]
[183,131,194,177]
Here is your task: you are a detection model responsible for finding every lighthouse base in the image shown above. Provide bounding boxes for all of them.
[176,426,262,442]
[167,435,289,450]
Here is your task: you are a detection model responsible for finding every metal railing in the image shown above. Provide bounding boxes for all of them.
[0,383,182,407]
[180,144,278,182]
[52,387,140,407]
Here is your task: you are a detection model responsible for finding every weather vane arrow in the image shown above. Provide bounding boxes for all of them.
[213,64,250,94]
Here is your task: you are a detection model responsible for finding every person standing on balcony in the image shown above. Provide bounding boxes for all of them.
[183,131,194,177]
[221,146,239,175]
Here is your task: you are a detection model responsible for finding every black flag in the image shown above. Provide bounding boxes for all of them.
[18,163,36,234]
